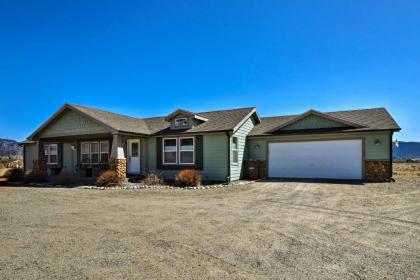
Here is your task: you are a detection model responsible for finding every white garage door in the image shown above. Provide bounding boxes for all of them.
[268,140,362,180]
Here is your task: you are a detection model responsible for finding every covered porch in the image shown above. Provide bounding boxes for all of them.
[22,104,152,179]
[24,133,149,178]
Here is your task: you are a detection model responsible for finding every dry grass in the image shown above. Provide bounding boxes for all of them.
[393,162,420,178]
[0,179,419,279]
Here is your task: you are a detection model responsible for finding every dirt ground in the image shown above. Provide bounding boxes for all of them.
[394,162,420,178]
[1,178,419,279]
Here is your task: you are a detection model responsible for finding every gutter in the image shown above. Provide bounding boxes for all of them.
[247,128,402,138]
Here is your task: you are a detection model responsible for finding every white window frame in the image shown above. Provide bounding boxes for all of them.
[179,137,195,165]
[232,137,239,164]
[100,141,109,163]
[44,144,58,164]
[90,142,100,164]
[174,118,188,128]
[162,138,178,165]
[81,142,90,164]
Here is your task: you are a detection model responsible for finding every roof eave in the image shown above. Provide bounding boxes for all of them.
[248,128,401,137]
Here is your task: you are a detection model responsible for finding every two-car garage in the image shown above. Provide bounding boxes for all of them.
[268,140,363,180]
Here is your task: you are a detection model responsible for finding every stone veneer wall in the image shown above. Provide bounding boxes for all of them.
[110,159,127,180]
[365,160,391,182]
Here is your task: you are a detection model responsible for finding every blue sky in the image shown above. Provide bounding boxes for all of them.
[1,0,419,141]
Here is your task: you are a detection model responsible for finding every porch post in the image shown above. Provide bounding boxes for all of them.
[110,134,126,179]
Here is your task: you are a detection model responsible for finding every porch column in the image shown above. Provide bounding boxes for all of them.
[33,140,47,176]
[110,134,126,179]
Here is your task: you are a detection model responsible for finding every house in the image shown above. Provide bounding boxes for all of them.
[21,104,400,182]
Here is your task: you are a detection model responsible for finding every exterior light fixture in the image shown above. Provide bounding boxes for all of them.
[255,144,261,150]
[375,139,382,146]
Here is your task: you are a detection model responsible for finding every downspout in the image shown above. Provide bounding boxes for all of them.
[390,131,394,181]
[226,131,231,183]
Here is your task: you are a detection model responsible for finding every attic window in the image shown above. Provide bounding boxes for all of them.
[174,118,188,128]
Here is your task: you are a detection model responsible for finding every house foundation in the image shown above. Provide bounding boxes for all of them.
[365,160,391,182]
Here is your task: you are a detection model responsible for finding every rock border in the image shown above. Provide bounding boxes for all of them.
[78,180,253,190]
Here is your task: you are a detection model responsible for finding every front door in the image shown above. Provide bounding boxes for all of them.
[127,139,141,174]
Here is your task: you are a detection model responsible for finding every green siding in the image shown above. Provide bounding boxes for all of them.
[248,131,392,161]
[39,109,109,137]
[231,118,255,181]
[282,115,346,130]
[24,143,37,172]
[202,133,229,181]
[147,133,228,182]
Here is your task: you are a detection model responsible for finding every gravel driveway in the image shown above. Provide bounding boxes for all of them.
[1,179,419,279]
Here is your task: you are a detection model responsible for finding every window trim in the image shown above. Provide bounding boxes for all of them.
[100,141,109,163]
[90,141,100,164]
[179,137,195,165]
[232,137,239,164]
[174,117,188,128]
[81,142,90,164]
[162,137,178,165]
[81,141,109,164]
[44,144,58,164]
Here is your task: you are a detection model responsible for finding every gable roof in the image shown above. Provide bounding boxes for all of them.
[146,107,259,135]
[164,109,208,122]
[267,109,366,133]
[28,104,259,139]
[249,108,401,136]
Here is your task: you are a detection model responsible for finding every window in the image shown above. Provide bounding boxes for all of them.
[90,142,99,163]
[179,137,194,164]
[163,138,177,164]
[174,118,188,128]
[81,141,109,164]
[100,141,109,163]
[44,144,58,164]
[131,142,139,157]
[81,142,90,164]
[232,137,239,164]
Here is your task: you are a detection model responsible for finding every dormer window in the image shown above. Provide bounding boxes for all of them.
[174,118,188,128]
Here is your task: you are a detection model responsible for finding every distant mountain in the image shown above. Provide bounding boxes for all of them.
[393,141,420,160]
[0,138,23,157]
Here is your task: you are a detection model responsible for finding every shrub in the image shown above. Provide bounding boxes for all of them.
[51,172,76,186]
[175,169,201,187]
[143,172,164,185]
[9,168,24,182]
[23,170,48,183]
[96,170,123,188]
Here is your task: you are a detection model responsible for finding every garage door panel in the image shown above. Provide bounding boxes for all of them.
[268,140,362,180]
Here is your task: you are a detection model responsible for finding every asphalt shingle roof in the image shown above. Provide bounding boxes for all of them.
[249,108,401,136]
[69,104,256,135]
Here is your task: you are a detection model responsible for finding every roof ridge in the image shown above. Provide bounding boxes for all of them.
[69,103,146,121]
[68,103,154,133]
[197,107,256,114]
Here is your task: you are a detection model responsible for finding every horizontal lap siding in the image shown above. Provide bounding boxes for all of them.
[248,132,392,161]
[202,133,228,181]
[231,118,255,181]
[147,133,228,182]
